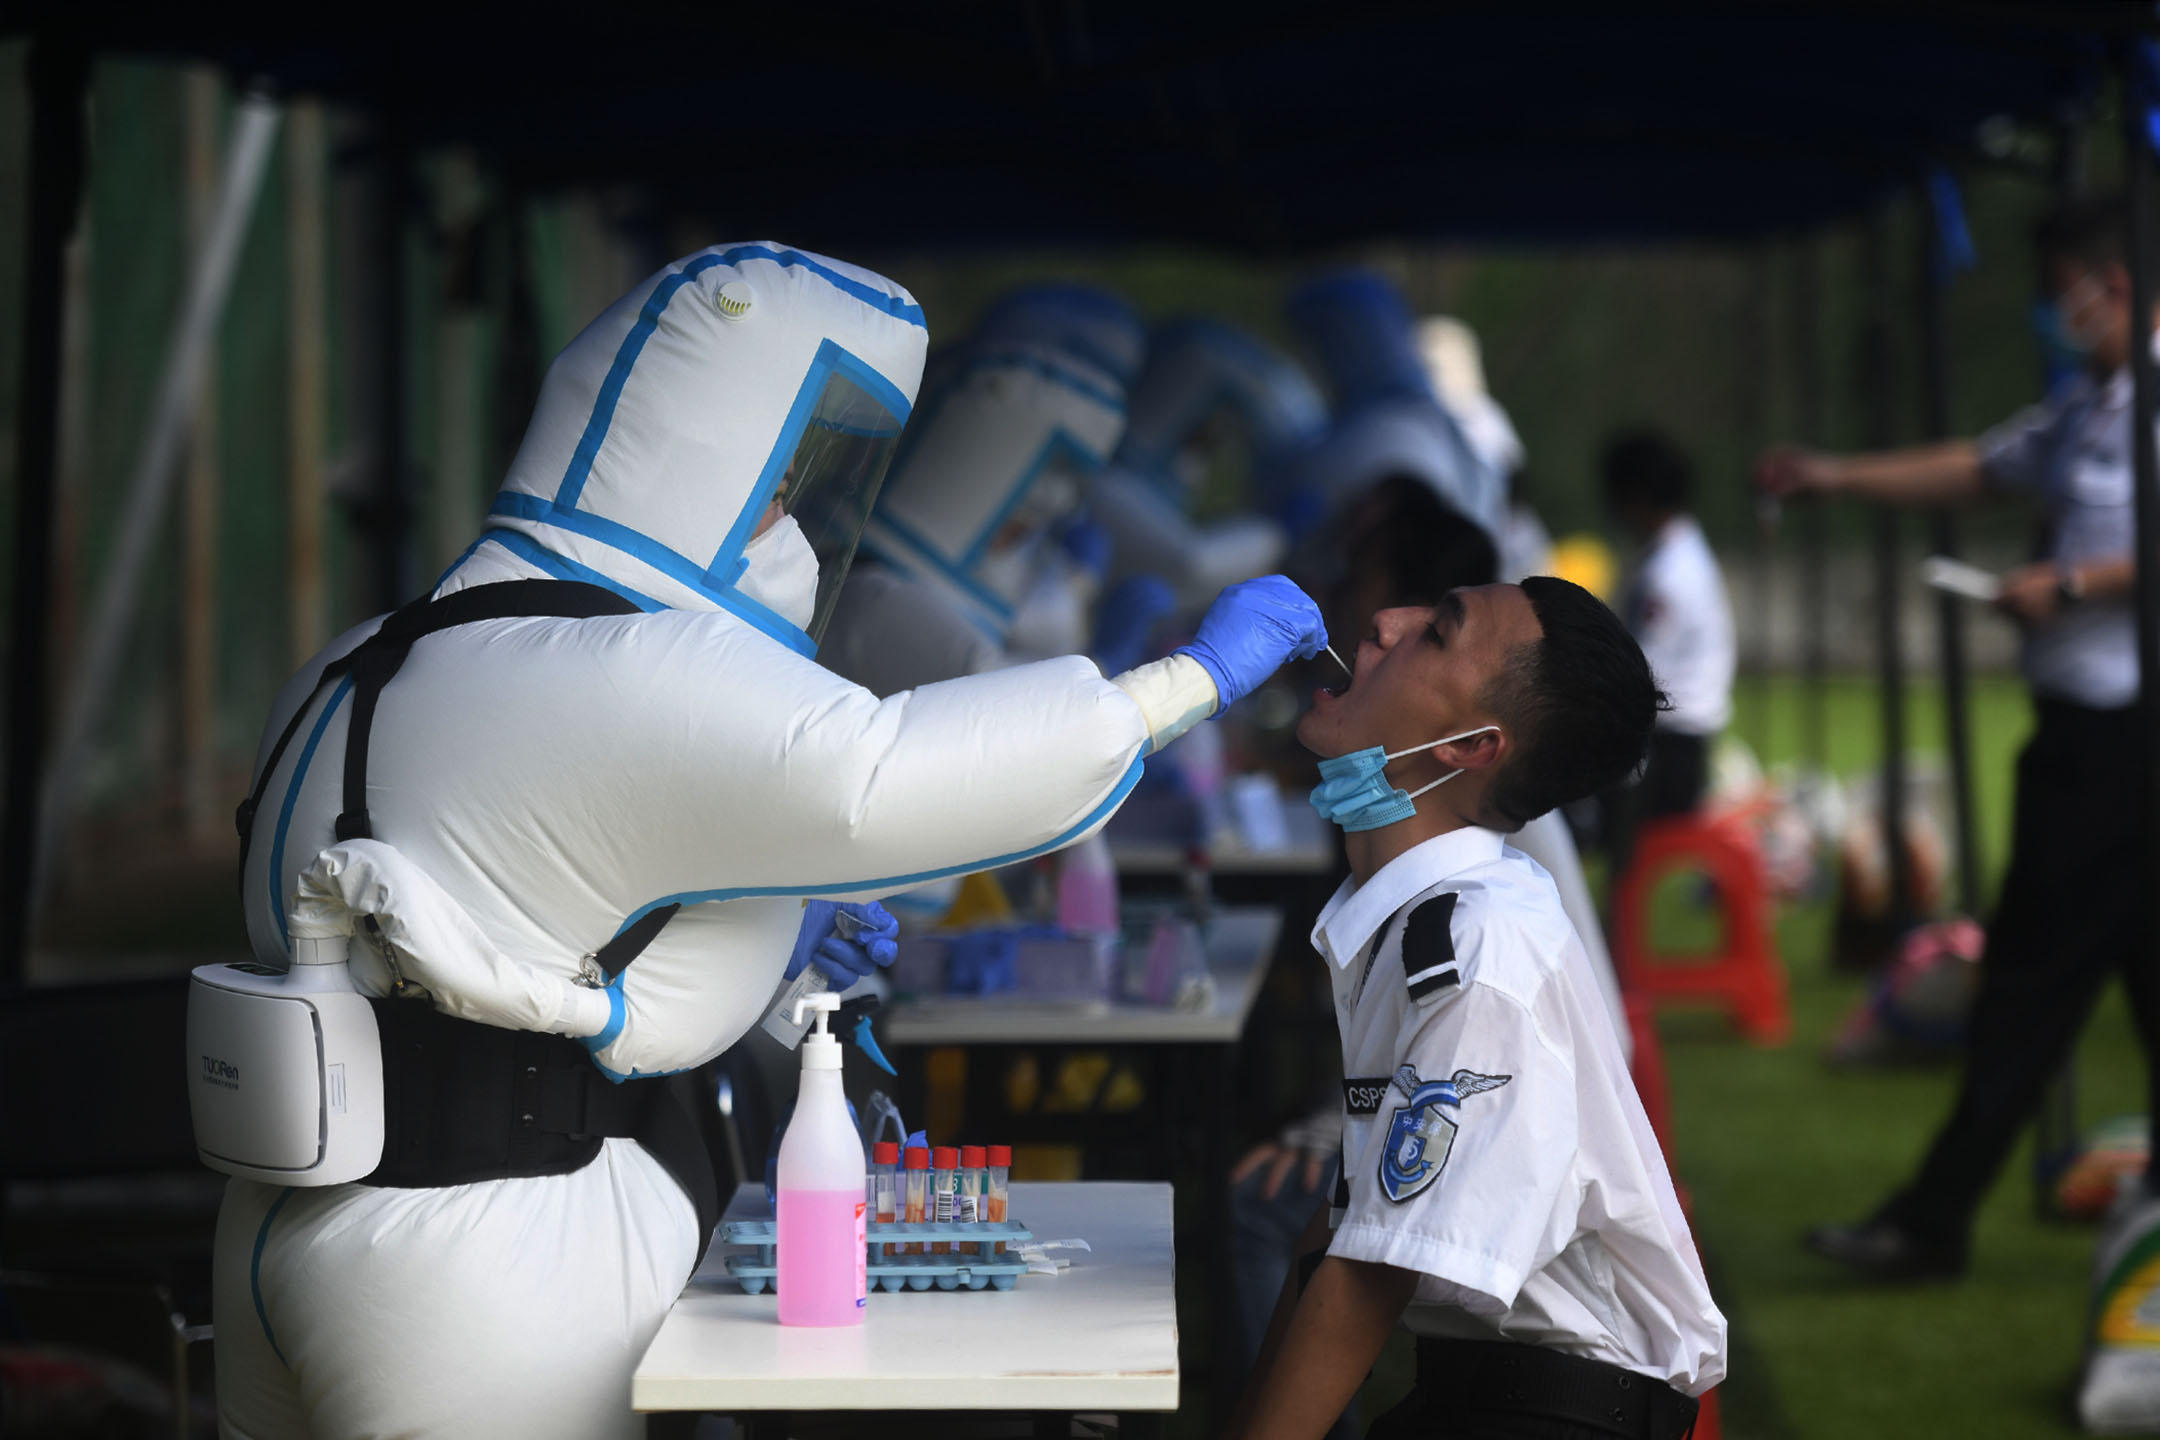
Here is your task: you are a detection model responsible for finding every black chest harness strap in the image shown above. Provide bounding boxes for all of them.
[235,581,723,1251]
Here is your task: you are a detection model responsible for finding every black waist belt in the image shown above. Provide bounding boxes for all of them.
[1414,1337,1698,1440]
[365,999,723,1259]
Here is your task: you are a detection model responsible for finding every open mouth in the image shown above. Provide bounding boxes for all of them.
[1318,644,1356,699]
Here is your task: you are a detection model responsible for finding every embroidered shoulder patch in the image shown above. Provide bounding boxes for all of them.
[1401,892,1461,1001]
[1377,1064,1512,1203]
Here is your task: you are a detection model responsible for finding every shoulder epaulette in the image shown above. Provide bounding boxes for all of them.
[1402,892,1461,1002]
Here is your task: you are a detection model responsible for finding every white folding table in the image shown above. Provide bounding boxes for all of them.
[634,1181,1178,1434]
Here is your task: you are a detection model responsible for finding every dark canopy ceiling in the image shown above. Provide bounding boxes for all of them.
[9,0,2147,248]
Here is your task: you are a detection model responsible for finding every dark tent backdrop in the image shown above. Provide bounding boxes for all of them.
[2,0,2151,981]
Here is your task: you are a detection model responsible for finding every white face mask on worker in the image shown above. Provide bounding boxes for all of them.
[737,514,821,633]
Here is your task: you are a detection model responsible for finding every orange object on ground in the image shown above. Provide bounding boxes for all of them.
[1614,808,1790,1045]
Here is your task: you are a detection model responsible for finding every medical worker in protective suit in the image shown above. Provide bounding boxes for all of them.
[820,333,1130,698]
[214,243,1326,1440]
[1092,317,1329,608]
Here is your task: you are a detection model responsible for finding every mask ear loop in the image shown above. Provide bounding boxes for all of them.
[1404,768,1466,802]
[1386,725,1500,803]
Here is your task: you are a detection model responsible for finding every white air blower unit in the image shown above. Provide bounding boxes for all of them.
[187,935,385,1186]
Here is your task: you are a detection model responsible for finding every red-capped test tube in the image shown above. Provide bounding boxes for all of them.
[902,1145,931,1254]
[958,1145,987,1253]
[870,1141,900,1256]
[930,1147,960,1253]
[986,1144,1012,1251]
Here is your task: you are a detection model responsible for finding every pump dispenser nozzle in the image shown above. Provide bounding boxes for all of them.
[790,991,844,1071]
[791,990,842,1030]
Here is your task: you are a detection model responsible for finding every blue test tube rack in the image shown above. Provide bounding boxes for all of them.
[719,1218,1037,1293]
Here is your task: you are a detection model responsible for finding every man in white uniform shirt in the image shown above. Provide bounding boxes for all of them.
[1603,428,1734,843]
[1761,192,2157,1280]
[1230,578,1727,1440]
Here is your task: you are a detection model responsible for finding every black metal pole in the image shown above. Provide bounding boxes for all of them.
[1919,188,1983,920]
[2121,55,2160,1106]
[1747,251,1776,761]
[2034,107,2095,1214]
[1865,206,1915,933]
[2,36,89,989]
[1797,236,1829,772]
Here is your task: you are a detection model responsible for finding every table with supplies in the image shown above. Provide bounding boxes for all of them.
[635,1180,1177,1436]
[877,905,1281,1422]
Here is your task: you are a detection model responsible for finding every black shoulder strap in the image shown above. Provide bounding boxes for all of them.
[334,581,643,843]
[237,580,693,1051]
[235,579,643,902]
[594,902,683,980]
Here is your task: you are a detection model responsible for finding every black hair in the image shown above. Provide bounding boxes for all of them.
[1479,576,1663,831]
[2034,191,2141,275]
[1599,427,1694,516]
[1347,475,1500,604]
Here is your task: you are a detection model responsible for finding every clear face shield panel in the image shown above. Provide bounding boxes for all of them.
[972,445,1090,611]
[1174,399,1259,518]
[744,369,908,644]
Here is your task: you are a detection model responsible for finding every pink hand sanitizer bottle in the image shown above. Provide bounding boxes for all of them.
[1057,832,1120,937]
[776,992,866,1326]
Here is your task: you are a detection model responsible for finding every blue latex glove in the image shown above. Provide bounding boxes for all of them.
[1056,516,1113,581]
[785,900,901,985]
[1093,573,1178,674]
[1174,575,1329,715]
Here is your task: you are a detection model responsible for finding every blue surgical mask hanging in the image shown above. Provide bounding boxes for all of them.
[1309,725,1500,832]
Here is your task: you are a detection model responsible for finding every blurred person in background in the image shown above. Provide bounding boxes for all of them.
[1599,427,1734,866]
[972,280,1148,390]
[821,334,1130,697]
[1092,317,1329,608]
[1277,271,1506,545]
[1416,315,1552,581]
[1761,192,2155,1280]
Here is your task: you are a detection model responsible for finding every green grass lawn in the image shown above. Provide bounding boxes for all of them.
[1665,673,2150,1439]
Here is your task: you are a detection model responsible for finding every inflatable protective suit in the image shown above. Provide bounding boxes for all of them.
[972,280,1148,386]
[823,338,1128,696]
[1093,318,1328,606]
[215,245,1225,1440]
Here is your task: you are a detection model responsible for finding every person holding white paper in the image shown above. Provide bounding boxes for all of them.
[1758,192,2153,1282]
